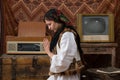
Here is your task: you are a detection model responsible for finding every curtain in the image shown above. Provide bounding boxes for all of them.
[0,5,1,36]
[0,0,18,54]
[114,0,120,67]
[2,0,18,36]
[0,0,2,54]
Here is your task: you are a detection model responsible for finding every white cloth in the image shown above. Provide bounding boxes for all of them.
[47,32,81,80]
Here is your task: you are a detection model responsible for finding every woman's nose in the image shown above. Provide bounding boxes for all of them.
[48,26,51,30]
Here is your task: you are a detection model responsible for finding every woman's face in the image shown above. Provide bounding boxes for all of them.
[45,20,61,32]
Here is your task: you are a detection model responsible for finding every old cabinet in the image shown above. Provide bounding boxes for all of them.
[81,43,118,67]
[0,54,50,80]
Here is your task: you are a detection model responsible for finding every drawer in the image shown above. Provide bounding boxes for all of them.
[83,47,107,52]
[82,47,113,54]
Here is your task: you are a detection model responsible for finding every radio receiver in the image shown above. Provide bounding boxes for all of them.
[6,36,51,54]
[5,22,50,54]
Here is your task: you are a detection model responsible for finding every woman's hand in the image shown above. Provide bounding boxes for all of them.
[43,38,54,58]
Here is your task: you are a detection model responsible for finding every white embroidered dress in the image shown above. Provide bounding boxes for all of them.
[47,32,81,80]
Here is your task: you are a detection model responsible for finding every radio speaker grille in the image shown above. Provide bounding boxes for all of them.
[7,43,17,51]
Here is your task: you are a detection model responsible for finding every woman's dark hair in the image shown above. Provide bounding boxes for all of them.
[44,8,70,52]
[44,9,85,64]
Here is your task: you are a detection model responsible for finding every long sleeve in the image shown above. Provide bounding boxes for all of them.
[50,32,81,73]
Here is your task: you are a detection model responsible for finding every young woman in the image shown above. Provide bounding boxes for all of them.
[43,8,85,80]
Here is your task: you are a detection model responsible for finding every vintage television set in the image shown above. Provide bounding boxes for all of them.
[76,14,114,42]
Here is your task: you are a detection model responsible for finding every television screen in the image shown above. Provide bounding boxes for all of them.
[76,14,114,42]
[82,16,108,35]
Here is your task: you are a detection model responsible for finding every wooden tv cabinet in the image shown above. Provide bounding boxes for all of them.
[81,43,118,67]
